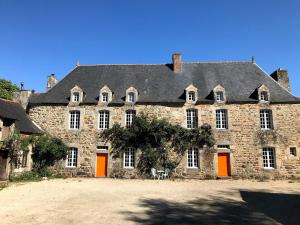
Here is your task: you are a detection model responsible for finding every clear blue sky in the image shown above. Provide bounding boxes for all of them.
[0,0,299,96]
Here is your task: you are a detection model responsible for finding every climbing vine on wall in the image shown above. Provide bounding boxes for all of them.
[101,114,215,176]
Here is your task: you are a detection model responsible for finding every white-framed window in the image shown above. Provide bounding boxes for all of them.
[216,109,228,129]
[66,147,78,167]
[290,147,297,156]
[216,91,224,102]
[101,92,109,102]
[125,110,136,128]
[187,148,199,168]
[97,146,109,151]
[99,111,109,129]
[123,148,135,168]
[128,92,135,103]
[262,147,275,169]
[217,145,230,149]
[188,91,196,102]
[72,92,80,102]
[69,111,80,129]
[260,91,269,102]
[260,109,273,129]
[186,109,198,129]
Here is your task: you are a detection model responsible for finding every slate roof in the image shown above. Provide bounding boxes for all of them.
[29,62,300,104]
[0,98,42,134]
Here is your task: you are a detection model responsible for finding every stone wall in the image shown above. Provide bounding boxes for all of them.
[28,102,300,179]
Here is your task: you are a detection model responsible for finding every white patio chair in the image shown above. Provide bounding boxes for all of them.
[162,168,170,179]
[151,168,160,180]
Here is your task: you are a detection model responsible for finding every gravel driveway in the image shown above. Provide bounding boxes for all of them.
[0,178,299,225]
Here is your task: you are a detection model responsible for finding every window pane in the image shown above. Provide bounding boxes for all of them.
[187,148,198,168]
[102,92,108,102]
[262,147,275,168]
[67,147,78,167]
[69,111,80,129]
[126,110,136,128]
[186,109,198,129]
[99,111,109,129]
[216,109,227,129]
[260,110,273,129]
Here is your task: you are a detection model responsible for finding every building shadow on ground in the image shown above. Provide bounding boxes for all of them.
[122,191,300,225]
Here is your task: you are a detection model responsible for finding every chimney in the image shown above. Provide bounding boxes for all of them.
[270,69,291,92]
[172,53,182,73]
[13,89,33,110]
[47,74,58,91]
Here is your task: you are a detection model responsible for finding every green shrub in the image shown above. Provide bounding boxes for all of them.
[31,135,68,172]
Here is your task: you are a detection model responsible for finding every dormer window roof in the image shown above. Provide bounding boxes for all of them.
[185,85,198,104]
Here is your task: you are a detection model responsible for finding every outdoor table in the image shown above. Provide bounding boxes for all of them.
[157,170,164,179]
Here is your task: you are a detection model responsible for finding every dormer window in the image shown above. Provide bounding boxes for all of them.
[188,91,196,102]
[126,87,138,104]
[99,85,112,104]
[70,85,83,104]
[185,85,198,104]
[72,92,80,102]
[260,91,269,102]
[213,85,226,103]
[128,92,135,103]
[258,85,270,103]
[101,92,109,102]
[216,91,224,102]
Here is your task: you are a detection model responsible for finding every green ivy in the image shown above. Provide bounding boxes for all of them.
[101,114,215,176]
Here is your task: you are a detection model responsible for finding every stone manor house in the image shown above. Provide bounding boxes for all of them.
[15,54,300,178]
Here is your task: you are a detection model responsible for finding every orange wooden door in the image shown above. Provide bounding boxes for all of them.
[218,153,231,177]
[96,153,108,177]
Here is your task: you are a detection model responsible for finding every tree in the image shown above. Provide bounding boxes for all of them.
[101,114,215,176]
[31,135,68,172]
[0,79,20,100]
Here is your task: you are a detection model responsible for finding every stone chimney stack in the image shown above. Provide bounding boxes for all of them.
[172,53,182,73]
[47,74,58,91]
[270,69,291,92]
[13,89,33,110]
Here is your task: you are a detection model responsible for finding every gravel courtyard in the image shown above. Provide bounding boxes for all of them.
[0,178,299,225]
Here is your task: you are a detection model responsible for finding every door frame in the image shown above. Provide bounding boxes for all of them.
[95,152,108,177]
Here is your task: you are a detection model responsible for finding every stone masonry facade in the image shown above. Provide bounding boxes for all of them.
[28,102,300,179]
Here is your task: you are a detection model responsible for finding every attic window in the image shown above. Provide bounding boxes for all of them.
[128,92,135,103]
[216,91,224,102]
[72,92,80,102]
[188,91,196,102]
[260,91,269,102]
[101,92,109,102]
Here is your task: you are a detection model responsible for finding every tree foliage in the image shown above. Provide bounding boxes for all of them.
[0,79,19,100]
[31,135,68,171]
[0,131,33,177]
[101,114,215,176]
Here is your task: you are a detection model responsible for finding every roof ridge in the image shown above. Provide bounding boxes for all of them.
[77,61,253,67]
